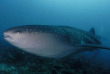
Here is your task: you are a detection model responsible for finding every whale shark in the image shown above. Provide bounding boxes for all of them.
[3,25,110,58]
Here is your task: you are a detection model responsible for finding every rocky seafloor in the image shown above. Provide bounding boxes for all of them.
[0,47,110,74]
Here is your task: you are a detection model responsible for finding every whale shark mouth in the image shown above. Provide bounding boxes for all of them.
[4,33,13,39]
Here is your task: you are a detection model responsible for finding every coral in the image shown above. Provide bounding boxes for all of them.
[0,47,110,74]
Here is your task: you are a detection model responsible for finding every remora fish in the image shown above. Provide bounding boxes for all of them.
[3,25,110,58]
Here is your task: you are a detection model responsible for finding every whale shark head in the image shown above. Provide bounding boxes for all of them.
[3,25,40,46]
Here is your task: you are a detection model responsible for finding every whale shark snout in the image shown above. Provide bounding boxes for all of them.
[4,32,14,40]
[4,33,12,39]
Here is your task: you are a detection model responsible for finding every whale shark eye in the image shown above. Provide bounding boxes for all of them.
[17,31,20,34]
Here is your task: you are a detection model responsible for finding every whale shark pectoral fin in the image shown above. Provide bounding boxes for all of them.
[80,44,110,50]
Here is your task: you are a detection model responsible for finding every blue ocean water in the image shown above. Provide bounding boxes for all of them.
[0,0,110,73]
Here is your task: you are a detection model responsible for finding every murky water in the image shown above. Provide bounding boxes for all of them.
[0,0,110,73]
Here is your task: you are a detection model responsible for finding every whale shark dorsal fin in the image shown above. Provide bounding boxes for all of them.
[89,27,95,35]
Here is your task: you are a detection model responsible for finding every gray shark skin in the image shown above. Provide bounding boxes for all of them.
[3,25,110,58]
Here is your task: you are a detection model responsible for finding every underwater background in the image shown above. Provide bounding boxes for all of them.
[0,0,110,73]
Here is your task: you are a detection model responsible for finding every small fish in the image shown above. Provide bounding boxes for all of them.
[3,25,110,58]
